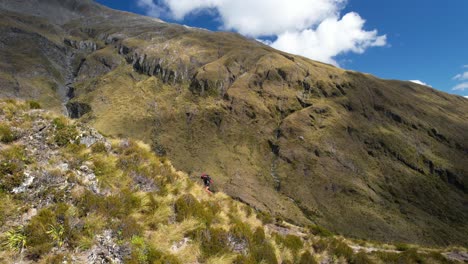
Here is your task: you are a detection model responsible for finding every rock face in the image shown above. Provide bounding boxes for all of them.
[66,102,91,119]
[0,0,467,247]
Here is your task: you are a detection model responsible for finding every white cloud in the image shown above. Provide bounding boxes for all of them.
[159,0,346,36]
[464,96,468,99]
[137,0,386,66]
[453,82,468,91]
[137,0,166,17]
[453,71,468,81]
[270,12,386,65]
[409,80,431,87]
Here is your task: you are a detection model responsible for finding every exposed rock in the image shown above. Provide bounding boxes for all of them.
[86,230,131,264]
[66,102,91,119]
[64,39,98,52]
[228,235,248,255]
[12,171,35,194]
[170,237,190,253]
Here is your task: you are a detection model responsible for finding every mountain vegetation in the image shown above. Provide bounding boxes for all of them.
[0,0,467,249]
[0,99,466,263]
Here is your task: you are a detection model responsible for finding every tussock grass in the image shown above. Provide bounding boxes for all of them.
[0,100,463,263]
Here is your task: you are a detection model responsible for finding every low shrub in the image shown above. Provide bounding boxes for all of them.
[54,126,78,146]
[330,239,354,260]
[233,255,256,264]
[78,189,140,221]
[250,242,277,264]
[312,238,328,253]
[299,251,317,264]
[28,100,41,109]
[52,117,78,146]
[281,235,303,253]
[174,194,215,225]
[92,155,115,178]
[91,142,107,153]
[351,251,375,264]
[395,242,411,251]
[229,220,253,245]
[25,208,56,260]
[252,227,266,245]
[374,251,401,263]
[257,210,274,224]
[199,227,230,258]
[374,248,429,264]
[0,124,16,143]
[0,145,28,191]
[127,235,181,264]
[309,224,333,237]
[4,225,27,252]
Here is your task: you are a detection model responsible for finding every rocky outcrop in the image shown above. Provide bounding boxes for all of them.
[66,101,91,119]
[64,39,98,52]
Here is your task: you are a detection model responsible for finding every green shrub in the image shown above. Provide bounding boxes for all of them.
[257,210,274,224]
[230,220,253,245]
[127,236,180,264]
[129,235,153,264]
[54,126,78,146]
[299,251,317,264]
[174,194,215,225]
[0,145,28,191]
[46,224,65,248]
[250,242,277,264]
[4,225,27,252]
[28,100,41,109]
[115,215,143,239]
[199,227,230,258]
[77,189,140,221]
[52,117,78,146]
[25,208,56,260]
[92,155,115,178]
[351,252,374,264]
[330,239,354,260]
[252,227,266,245]
[374,251,401,263]
[52,117,66,129]
[281,235,303,253]
[309,224,333,237]
[374,248,428,264]
[91,142,107,153]
[312,238,328,253]
[243,205,253,217]
[400,248,424,264]
[0,124,16,143]
[233,255,256,264]
[395,242,411,251]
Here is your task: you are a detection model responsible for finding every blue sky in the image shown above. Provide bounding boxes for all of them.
[95,0,468,97]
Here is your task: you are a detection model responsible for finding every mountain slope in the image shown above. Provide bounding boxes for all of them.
[0,0,467,246]
[1,99,465,263]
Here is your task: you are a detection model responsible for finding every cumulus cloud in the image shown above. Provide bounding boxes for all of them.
[136,0,386,66]
[453,71,468,81]
[453,82,468,91]
[409,80,431,87]
[137,0,166,17]
[271,12,386,65]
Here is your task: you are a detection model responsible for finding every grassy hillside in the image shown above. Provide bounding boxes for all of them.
[0,0,467,247]
[1,99,466,264]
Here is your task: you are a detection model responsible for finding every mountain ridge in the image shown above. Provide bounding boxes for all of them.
[0,0,467,247]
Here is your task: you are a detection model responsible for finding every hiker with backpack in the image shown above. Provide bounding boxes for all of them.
[200,173,214,194]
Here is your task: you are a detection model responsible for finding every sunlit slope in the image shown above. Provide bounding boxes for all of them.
[0,0,467,246]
